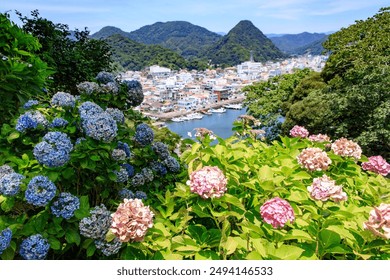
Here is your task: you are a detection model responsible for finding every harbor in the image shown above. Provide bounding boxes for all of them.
[144,96,245,121]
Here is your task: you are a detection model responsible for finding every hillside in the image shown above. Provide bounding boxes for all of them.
[269,32,328,54]
[91,21,222,59]
[104,34,187,71]
[291,36,329,55]
[127,21,221,58]
[203,20,285,66]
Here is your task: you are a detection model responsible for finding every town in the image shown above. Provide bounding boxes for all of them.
[120,54,328,122]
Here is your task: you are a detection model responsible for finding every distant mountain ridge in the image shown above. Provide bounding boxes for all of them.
[91,21,329,70]
[268,32,328,55]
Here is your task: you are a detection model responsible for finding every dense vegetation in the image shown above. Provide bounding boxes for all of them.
[204,20,285,67]
[16,10,113,94]
[244,7,390,160]
[105,34,188,71]
[269,32,328,55]
[0,13,52,124]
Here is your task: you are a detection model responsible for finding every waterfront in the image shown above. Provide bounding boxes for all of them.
[166,107,247,140]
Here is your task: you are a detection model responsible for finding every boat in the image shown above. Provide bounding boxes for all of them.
[187,113,203,120]
[210,107,227,113]
[171,117,185,122]
[224,103,243,110]
[201,110,212,115]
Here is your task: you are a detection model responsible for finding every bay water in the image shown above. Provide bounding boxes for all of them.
[166,107,247,140]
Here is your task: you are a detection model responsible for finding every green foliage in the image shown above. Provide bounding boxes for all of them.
[138,125,389,260]
[0,13,52,124]
[0,74,182,259]
[243,68,313,139]
[319,7,390,159]
[17,10,113,94]
[204,20,285,67]
[105,34,188,71]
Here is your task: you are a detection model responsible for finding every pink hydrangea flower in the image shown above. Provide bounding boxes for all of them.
[187,166,227,199]
[363,203,390,239]
[308,134,331,142]
[331,138,362,159]
[297,147,332,171]
[260,197,295,228]
[289,125,309,138]
[361,156,390,176]
[110,198,154,242]
[307,174,347,202]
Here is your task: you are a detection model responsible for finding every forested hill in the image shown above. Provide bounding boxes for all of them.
[203,20,285,66]
[269,32,328,55]
[91,21,221,59]
[104,34,187,70]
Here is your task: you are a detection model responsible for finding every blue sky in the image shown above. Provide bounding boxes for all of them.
[2,0,388,34]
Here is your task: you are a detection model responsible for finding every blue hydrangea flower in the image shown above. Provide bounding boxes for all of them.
[152,142,170,160]
[106,108,124,124]
[114,166,128,183]
[79,205,112,240]
[77,81,100,95]
[118,188,135,200]
[0,172,25,196]
[135,191,147,200]
[0,165,14,179]
[82,112,118,142]
[16,111,48,132]
[51,92,76,108]
[163,156,181,173]
[19,234,50,260]
[131,173,145,187]
[141,168,154,183]
[150,161,168,176]
[33,132,73,167]
[111,149,126,161]
[134,123,154,146]
[117,141,131,158]
[78,101,104,121]
[23,100,39,109]
[0,228,12,255]
[121,163,134,177]
[96,71,115,84]
[51,192,80,219]
[95,238,122,256]
[100,82,119,94]
[25,176,57,207]
[121,80,144,107]
[50,117,69,128]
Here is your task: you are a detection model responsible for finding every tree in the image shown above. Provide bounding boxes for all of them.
[319,7,390,159]
[0,13,52,124]
[243,68,312,139]
[16,10,113,94]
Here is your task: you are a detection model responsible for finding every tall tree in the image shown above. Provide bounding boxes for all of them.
[16,10,113,94]
[0,13,52,123]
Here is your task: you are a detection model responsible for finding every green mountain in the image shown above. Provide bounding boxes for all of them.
[291,36,329,55]
[127,21,221,58]
[91,21,221,59]
[203,20,285,66]
[104,34,187,71]
[269,32,328,54]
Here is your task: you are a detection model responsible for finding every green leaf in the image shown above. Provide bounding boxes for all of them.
[271,244,305,260]
[65,228,81,245]
[224,236,238,255]
[320,229,341,249]
[48,237,62,250]
[6,131,20,142]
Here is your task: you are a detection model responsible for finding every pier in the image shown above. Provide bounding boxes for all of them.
[145,97,245,121]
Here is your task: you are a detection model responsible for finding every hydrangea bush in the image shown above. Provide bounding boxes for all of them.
[132,123,389,260]
[0,72,181,259]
